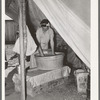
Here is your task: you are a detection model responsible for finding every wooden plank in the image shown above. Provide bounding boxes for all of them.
[5,20,17,43]
[5,0,13,7]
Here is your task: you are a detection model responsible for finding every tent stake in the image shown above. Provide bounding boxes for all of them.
[18,0,27,100]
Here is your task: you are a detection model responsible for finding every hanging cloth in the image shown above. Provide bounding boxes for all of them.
[13,26,37,56]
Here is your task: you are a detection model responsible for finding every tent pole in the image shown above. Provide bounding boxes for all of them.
[18,0,27,100]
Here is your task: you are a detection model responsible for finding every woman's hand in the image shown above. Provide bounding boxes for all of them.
[40,51,44,56]
[38,46,44,56]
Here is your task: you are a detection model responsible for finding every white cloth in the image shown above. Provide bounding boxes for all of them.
[33,0,90,68]
[13,26,37,56]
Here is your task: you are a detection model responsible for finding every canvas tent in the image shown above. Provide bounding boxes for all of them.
[5,0,90,68]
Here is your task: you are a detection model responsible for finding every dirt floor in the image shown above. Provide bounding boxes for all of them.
[5,74,90,100]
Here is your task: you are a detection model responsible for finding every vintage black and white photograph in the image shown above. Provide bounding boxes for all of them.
[5,0,91,100]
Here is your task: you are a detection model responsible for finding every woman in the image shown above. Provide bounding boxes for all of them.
[36,19,55,56]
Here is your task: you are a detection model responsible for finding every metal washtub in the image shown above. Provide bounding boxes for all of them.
[35,52,64,70]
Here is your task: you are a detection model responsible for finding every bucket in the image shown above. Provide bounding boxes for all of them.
[35,52,64,70]
[74,69,89,94]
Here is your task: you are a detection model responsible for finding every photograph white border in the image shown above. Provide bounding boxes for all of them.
[91,0,98,100]
[2,0,5,99]
[2,0,99,100]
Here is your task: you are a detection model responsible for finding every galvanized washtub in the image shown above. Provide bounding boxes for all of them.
[35,51,64,70]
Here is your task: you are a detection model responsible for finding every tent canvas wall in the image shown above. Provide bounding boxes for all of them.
[5,0,90,68]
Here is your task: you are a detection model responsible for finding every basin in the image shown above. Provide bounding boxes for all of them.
[35,51,64,70]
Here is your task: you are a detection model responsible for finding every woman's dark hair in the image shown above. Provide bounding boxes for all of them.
[40,19,50,25]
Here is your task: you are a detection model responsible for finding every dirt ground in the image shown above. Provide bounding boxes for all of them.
[5,74,90,100]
